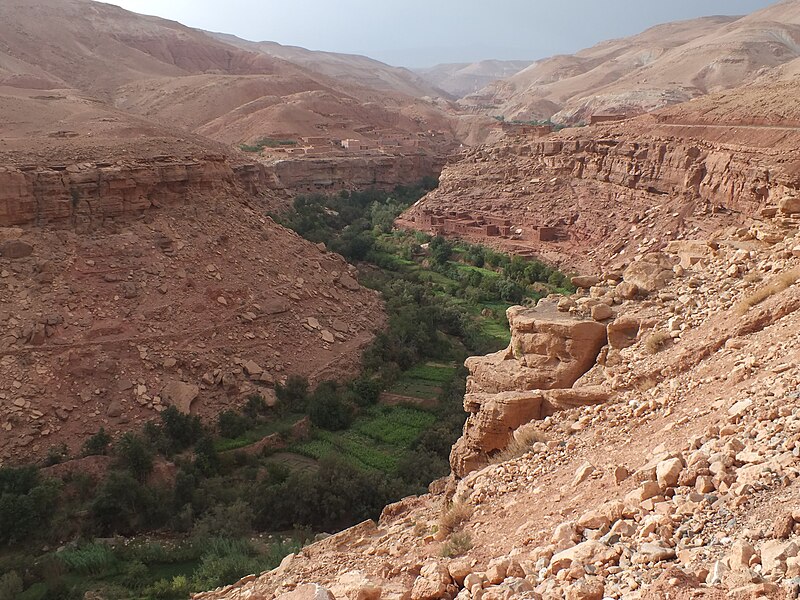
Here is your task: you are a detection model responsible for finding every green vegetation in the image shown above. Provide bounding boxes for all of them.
[239,137,297,153]
[0,179,574,599]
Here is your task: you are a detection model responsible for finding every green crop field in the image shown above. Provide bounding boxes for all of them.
[292,405,436,474]
[214,414,305,453]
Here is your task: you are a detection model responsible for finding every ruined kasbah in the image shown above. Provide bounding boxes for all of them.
[414,209,562,242]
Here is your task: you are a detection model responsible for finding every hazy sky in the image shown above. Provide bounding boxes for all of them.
[107,0,778,68]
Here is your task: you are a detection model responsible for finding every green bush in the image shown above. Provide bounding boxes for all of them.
[307,382,354,431]
[0,467,59,546]
[275,376,309,414]
[218,410,248,439]
[0,571,23,600]
[114,432,154,481]
[192,500,254,540]
[57,543,118,575]
[161,405,205,452]
[83,428,112,456]
[243,394,268,420]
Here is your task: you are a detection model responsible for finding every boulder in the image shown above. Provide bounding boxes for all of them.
[607,317,642,350]
[550,540,621,573]
[161,381,200,414]
[0,239,33,259]
[656,457,683,488]
[779,194,800,215]
[729,540,756,571]
[622,252,675,293]
[411,562,452,600]
[760,540,798,574]
[571,275,602,289]
[275,584,335,600]
[565,578,604,600]
[634,541,676,564]
[590,303,613,321]
[466,302,607,394]
[243,360,263,377]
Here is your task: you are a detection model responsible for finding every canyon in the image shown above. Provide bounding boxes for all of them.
[2,1,800,599]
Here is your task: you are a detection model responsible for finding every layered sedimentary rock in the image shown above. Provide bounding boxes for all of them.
[0,156,241,227]
[450,300,609,477]
[267,153,446,196]
[401,104,800,273]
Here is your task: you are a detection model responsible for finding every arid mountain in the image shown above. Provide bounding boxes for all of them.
[0,0,287,99]
[0,0,471,157]
[211,32,448,99]
[415,60,533,98]
[462,0,800,123]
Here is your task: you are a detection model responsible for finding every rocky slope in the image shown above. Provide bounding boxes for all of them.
[461,0,800,123]
[0,146,385,464]
[415,61,533,99]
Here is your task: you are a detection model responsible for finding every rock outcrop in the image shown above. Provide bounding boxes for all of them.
[451,300,609,477]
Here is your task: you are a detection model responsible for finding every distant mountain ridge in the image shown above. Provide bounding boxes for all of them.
[414,60,533,98]
[460,0,800,123]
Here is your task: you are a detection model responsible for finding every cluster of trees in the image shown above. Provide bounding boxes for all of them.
[274,179,438,262]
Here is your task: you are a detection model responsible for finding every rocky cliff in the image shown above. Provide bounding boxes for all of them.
[0,156,242,227]
[401,89,800,274]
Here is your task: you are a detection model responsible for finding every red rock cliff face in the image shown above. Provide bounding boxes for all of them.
[401,115,800,273]
[267,153,445,195]
[0,156,239,227]
[0,152,446,228]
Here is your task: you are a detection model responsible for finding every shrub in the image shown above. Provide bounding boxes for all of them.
[0,467,60,545]
[83,427,112,456]
[440,532,472,558]
[57,542,117,575]
[491,427,548,464]
[115,432,154,481]
[161,405,204,451]
[734,266,800,316]
[0,571,23,600]
[275,375,309,414]
[307,382,355,431]
[90,471,166,534]
[644,330,672,354]
[243,394,268,420]
[218,410,248,439]
[194,436,220,477]
[438,501,472,535]
[44,443,68,467]
[192,500,254,540]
